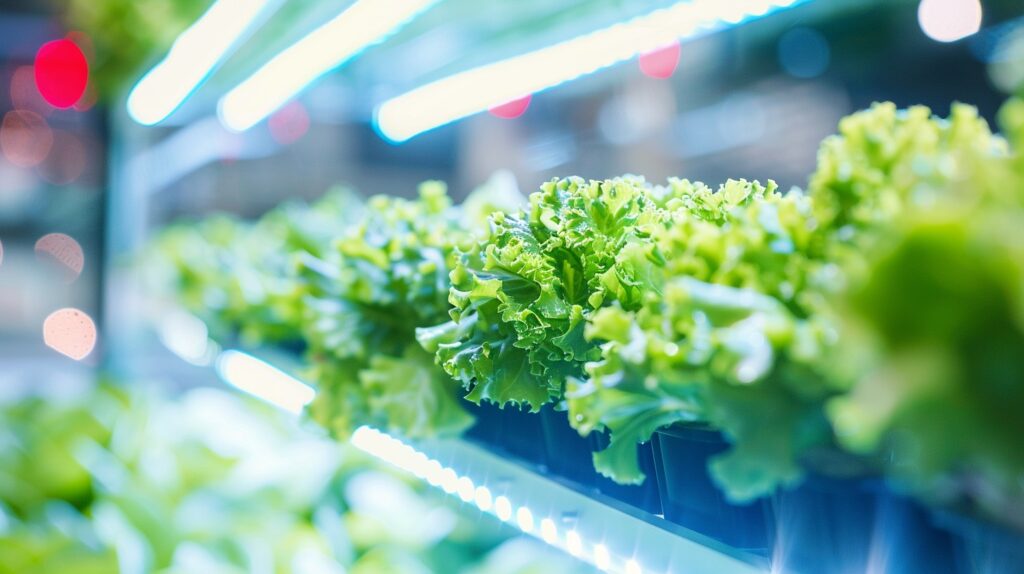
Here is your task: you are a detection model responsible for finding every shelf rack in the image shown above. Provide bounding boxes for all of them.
[149,327,768,574]
[351,426,768,574]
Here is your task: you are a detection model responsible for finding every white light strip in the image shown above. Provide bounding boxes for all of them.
[350,426,647,574]
[127,0,278,125]
[375,0,809,142]
[218,0,440,132]
[215,350,316,414]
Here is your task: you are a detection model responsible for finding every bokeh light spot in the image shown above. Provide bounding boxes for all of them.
[34,39,89,109]
[918,0,982,43]
[639,41,681,79]
[10,66,52,116]
[35,232,84,281]
[488,94,532,119]
[37,130,87,185]
[778,27,831,79]
[268,101,311,145]
[43,308,97,360]
[73,86,98,112]
[1,110,53,167]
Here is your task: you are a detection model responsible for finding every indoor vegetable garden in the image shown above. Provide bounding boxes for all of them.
[2,0,1024,573]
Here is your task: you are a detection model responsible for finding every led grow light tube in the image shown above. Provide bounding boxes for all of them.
[127,0,279,125]
[375,0,810,142]
[218,0,441,132]
[351,425,651,574]
[215,349,315,415]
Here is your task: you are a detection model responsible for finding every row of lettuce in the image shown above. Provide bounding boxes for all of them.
[152,99,1024,531]
[0,383,590,574]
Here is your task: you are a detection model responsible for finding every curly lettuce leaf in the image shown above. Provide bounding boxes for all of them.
[423,176,669,412]
[305,182,497,439]
[572,179,839,497]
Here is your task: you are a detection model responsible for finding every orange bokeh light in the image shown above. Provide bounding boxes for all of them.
[1,110,53,167]
[43,307,97,360]
[35,232,84,281]
[10,65,52,116]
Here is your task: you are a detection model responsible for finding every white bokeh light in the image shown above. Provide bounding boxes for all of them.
[594,544,611,571]
[540,518,558,544]
[494,496,513,521]
[457,476,476,502]
[566,530,583,557]
[474,486,493,511]
[516,507,535,533]
[918,0,982,43]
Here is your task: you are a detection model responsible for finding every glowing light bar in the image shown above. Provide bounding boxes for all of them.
[375,0,809,142]
[219,0,440,132]
[350,425,648,573]
[215,350,315,414]
[127,0,277,125]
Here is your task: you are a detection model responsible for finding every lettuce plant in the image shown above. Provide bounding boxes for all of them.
[826,100,1024,529]
[568,179,839,496]
[417,176,669,411]
[304,182,514,439]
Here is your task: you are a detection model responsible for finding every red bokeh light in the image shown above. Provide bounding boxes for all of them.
[268,101,311,146]
[639,42,681,79]
[489,95,532,119]
[34,39,89,109]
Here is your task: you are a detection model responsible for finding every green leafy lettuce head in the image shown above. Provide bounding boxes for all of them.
[827,99,1024,529]
[810,102,1002,242]
[305,182,480,440]
[569,179,838,495]
[418,176,669,412]
[148,188,365,348]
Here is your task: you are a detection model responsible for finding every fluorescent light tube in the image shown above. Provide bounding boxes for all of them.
[219,0,440,132]
[127,0,278,125]
[215,350,315,414]
[376,0,809,142]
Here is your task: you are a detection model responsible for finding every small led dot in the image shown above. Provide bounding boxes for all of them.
[625,559,643,574]
[440,468,459,494]
[566,531,583,557]
[474,486,492,511]
[425,460,443,486]
[594,544,611,571]
[495,496,513,521]
[457,476,475,502]
[516,507,535,532]
[410,452,429,478]
[540,518,558,544]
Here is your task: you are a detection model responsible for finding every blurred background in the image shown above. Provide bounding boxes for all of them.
[0,0,1022,379]
[1,0,1024,571]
